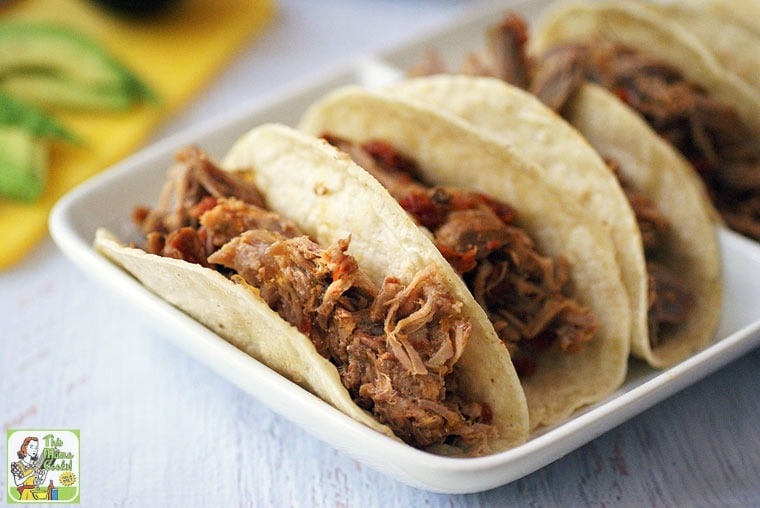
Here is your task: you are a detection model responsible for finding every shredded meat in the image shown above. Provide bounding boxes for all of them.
[325,135,599,377]
[605,161,671,254]
[606,161,695,342]
[531,37,760,217]
[485,12,532,89]
[647,262,694,347]
[498,13,760,242]
[133,145,266,239]
[409,12,701,348]
[133,148,496,453]
[529,44,586,112]
[411,11,760,242]
[208,225,491,450]
[160,227,211,267]
[200,198,301,250]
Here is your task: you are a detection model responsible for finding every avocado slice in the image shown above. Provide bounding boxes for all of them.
[2,74,136,111]
[0,90,77,141]
[0,92,77,201]
[0,23,156,111]
[0,126,47,202]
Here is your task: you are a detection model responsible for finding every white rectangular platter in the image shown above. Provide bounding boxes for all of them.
[49,0,760,494]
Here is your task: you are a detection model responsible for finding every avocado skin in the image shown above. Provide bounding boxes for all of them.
[0,23,156,111]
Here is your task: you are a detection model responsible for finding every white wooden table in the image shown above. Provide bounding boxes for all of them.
[2,1,759,505]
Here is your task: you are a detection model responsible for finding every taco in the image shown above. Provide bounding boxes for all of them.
[387,74,722,368]
[299,87,631,429]
[95,123,530,456]
[524,0,760,243]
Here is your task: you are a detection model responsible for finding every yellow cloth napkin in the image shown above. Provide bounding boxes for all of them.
[0,0,275,269]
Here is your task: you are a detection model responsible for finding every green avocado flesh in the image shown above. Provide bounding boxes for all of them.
[0,126,47,202]
[0,23,155,111]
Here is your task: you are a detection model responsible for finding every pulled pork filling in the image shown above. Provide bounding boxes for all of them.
[607,161,694,346]
[533,40,760,243]
[409,12,696,347]
[132,146,496,452]
[455,12,760,241]
[324,135,599,377]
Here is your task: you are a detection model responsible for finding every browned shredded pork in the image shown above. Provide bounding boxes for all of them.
[469,13,760,242]
[133,147,496,453]
[607,162,694,342]
[408,12,701,347]
[324,135,599,377]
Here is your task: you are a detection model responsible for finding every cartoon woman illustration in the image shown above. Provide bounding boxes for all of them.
[10,436,47,500]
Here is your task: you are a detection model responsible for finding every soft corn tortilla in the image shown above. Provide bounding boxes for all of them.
[387,75,721,367]
[299,88,631,429]
[645,1,760,94]
[95,124,529,455]
[529,0,760,137]
[95,227,395,436]
[566,83,721,366]
[674,0,760,39]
